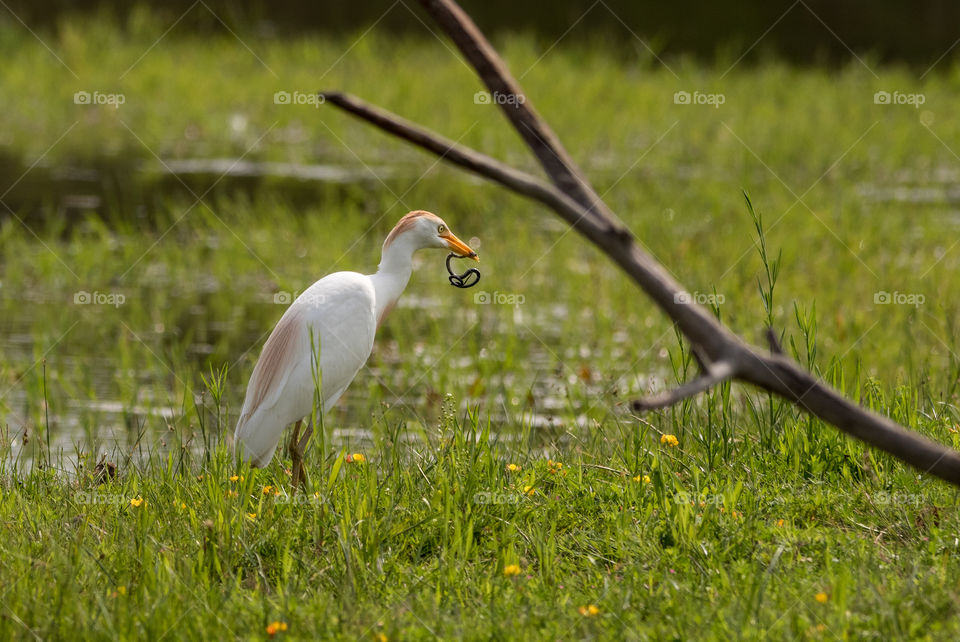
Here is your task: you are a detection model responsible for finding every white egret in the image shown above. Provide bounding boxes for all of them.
[234,210,478,485]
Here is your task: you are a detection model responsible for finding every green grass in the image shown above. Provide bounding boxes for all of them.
[2,8,960,640]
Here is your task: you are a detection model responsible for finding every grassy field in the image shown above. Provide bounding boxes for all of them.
[2,8,960,640]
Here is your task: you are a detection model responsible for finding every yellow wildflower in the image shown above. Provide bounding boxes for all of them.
[660,434,679,447]
[506,463,521,472]
[633,474,651,484]
[374,634,387,642]
[266,621,288,636]
[229,475,239,482]
[130,497,144,508]
[578,604,600,616]
[776,519,785,527]
[523,485,535,496]
[263,485,273,495]
[503,564,521,577]
[815,592,828,603]
[247,512,257,521]
[347,453,366,463]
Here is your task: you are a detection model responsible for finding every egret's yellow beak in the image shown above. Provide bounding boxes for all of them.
[442,231,479,260]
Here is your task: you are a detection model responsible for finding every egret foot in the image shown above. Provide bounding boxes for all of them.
[288,419,314,492]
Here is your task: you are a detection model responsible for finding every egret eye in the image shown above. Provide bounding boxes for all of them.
[437,224,446,234]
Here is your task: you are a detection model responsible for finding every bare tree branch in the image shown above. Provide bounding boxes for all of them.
[417,0,618,227]
[319,0,960,487]
[632,361,736,411]
[319,92,598,236]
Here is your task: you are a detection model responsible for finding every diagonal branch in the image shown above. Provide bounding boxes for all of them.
[319,0,960,487]
[632,360,736,411]
[417,0,617,227]
[319,92,597,236]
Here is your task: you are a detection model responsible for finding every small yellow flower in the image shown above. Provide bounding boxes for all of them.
[347,453,366,463]
[660,434,679,447]
[263,485,273,495]
[547,459,563,474]
[523,485,535,496]
[578,604,600,616]
[374,633,387,642]
[503,564,521,577]
[506,463,521,472]
[247,512,257,521]
[776,519,785,527]
[229,475,239,482]
[265,620,288,636]
[130,497,144,508]
[116,585,126,596]
[815,592,829,603]
[226,490,238,498]
[633,474,651,484]
[180,502,187,509]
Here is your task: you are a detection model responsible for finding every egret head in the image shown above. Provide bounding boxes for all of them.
[384,210,478,259]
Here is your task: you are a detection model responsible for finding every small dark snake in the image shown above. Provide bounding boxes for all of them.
[445,253,481,289]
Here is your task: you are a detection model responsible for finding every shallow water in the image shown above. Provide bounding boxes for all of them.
[0,243,655,469]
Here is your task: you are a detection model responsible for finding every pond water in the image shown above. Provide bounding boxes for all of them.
[0,157,670,469]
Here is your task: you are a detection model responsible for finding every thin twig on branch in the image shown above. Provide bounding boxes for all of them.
[631,360,736,412]
[319,0,960,487]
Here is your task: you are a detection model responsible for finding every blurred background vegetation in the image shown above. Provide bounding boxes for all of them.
[5,0,960,64]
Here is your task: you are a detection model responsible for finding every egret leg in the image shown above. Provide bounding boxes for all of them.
[288,418,314,492]
[288,419,303,491]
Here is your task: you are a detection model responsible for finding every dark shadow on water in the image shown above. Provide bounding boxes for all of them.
[0,151,412,229]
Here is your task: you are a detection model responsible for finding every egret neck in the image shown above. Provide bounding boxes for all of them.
[370,231,417,327]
